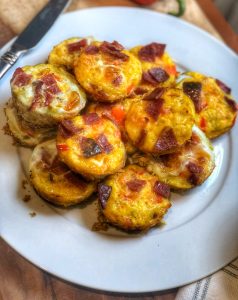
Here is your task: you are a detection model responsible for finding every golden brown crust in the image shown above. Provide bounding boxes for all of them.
[99,165,171,231]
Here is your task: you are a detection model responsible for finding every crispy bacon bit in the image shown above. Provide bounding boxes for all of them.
[100,41,124,52]
[153,181,170,198]
[56,144,69,151]
[80,137,101,157]
[67,39,87,53]
[98,183,112,209]
[183,82,202,113]
[29,74,60,110]
[97,134,113,154]
[216,79,231,94]
[100,41,129,61]
[64,172,87,188]
[136,128,147,147]
[154,128,178,153]
[143,87,165,100]
[146,98,164,120]
[59,119,81,138]
[30,81,43,111]
[143,68,169,85]
[112,75,123,86]
[225,97,238,112]
[187,161,203,174]
[85,45,99,54]
[83,113,100,125]
[126,179,146,192]
[187,161,203,185]
[134,87,148,95]
[138,43,166,62]
[11,67,32,87]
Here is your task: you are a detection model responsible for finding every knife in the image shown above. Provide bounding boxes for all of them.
[0,0,71,80]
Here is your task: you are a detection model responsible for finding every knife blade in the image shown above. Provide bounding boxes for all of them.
[0,0,71,80]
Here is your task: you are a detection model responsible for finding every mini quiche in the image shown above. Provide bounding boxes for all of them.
[48,36,94,70]
[74,41,142,102]
[86,97,140,154]
[5,103,56,147]
[56,113,126,180]
[11,64,86,127]
[177,72,238,139]
[30,140,96,207]
[130,42,177,96]
[98,164,171,231]
[125,87,195,155]
[131,126,215,190]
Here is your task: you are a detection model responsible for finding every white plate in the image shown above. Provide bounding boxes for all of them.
[0,7,238,293]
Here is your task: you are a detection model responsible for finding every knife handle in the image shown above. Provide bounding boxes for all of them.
[0,46,25,80]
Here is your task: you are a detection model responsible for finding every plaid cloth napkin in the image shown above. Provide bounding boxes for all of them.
[176,258,238,300]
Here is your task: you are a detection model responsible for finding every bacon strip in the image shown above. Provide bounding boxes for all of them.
[143,68,169,85]
[134,87,148,96]
[138,43,166,62]
[59,119,81,138]
[187,161,203,185]
[80,137,101,157]
[100,41,129,61]
[67,39,87,53]
[183,82,203,113]
[85,45,99,54]
[83,113,100,125]
[143,87,165,101]
[146,98,164,120]
[216,79,231,94]
[98,183,112,209]
[96,134,113,154]
[29,81,44,111]
[225,97,238,112]
[30,74,61,110]
[11,67,32,87]
[154,128,178,153]
[126,179,146,192]
[153,181,170,198]
[136,128,147,147]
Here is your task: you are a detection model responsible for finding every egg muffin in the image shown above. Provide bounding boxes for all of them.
[86,97,140,154]
[11,64,86,127]
[30,140,96,207]
[98,164,171,231]
[125,87,195,155]
[5,103,56,147]
[56,113,126,180]
[74,41,142,102]
[131,126,215,190]
[130,42,177,96]
[176,72,238,139]
[48,36,94,70]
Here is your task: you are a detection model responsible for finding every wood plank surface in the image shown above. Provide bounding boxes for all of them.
[197,0,238,53]
[0,1,237,299]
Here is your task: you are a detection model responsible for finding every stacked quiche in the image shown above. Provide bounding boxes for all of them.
[5,37,237,231]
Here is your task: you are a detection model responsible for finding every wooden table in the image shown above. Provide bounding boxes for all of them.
[0,1,237,299]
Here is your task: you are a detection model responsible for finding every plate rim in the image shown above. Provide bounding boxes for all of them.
[0,6,238,294]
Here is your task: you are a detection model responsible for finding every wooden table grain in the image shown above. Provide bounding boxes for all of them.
[0,1,237,299]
